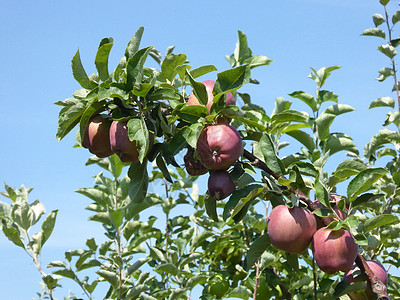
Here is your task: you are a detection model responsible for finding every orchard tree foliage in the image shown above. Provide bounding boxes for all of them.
[2,1,400,300]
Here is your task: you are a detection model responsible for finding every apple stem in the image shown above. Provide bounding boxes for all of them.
[243,149,390,299]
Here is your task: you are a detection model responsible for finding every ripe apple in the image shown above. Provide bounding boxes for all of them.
[312,227,358,274]
[343,260,388,300]
[82,114,114,158]
[267,205,317,254]
[187,80,235,114]
[208,170,236,200]
[196,124,242,170]
[184,148,208,176]
[109,120,152,163]
[314,194,349,228]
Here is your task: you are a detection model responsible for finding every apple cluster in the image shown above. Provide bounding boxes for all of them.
[82,115,149,163]
[184,80,242,201]
[267,197,388,298]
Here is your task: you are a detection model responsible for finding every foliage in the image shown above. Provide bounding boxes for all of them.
[2,1,400,299]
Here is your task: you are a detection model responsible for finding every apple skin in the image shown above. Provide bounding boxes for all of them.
[343,260,388,300]
[196,124,243,170]
[109,120,153,163]
[184,148,208,176]
[82,115,114,158]
[187,80,235,113]
[312,227,358,274]
[208,170,236,200]
[267,205,317,254]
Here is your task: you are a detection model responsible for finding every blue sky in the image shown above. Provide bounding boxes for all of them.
[0,0,399,298]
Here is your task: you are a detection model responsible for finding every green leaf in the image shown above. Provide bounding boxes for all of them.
[125,194,162,221]
[32,210,58,254]
[271,110,309,123]
[213,65,250,103]
[393,11,400,25]
[347,168,388,200]
[378,44,397,59]
[271,97,292,116]
[259,134,285,175]
[125,26,144,60]
[12,202,34,230]
[309,66,341,89]
[322,133,359,156]
[369,96,395,108]
[234,30,252,65]
[127,117,150,163]
[285,130,315,152]
[156,154,173,183]
[56,98,86,141]
[376,68,395,82]
[315,175,330,208]
[289,91,317,112]
[1,221,24,248]
[243,55,272,69]
[380,0,389,6]
[126,46,153,91]
[244,234,270,270]
[155,263,179,276]
[373,14,386,27]
[205,195,218,221]
[189,65,217,79]
[315,104,355,141]
[223,184,264,222]
[71,49,93,89]
[363,214,398,232]
[128,161,148,205]
[185,69,208,105]
[361,28,386,39]
[95,37,114,81]
[161,53,187,82]
[97,269,118,288]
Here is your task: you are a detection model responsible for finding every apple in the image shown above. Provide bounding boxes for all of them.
[187,80,235,114]
[208,170,235,200]
[343,260,388,300]
[196,124,243,170]
[267,205,317,254]
[312,227,358,274]
[184,148,208,176]
[109,120,152,163]
[82,114,114,158]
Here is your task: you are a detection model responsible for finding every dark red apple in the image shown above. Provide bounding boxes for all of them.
[187,80,235,113]
[267,205,317,254]
[184,148,208,176]
[82,114,114,158]
[343,260,388,300]
[312,227,358,274]
[208,170,235,200]
[109,120,152,163]
[196,124,242,170]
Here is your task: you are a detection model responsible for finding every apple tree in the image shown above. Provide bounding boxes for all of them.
[1,1,400,299]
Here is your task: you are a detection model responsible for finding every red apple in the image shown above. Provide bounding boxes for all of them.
[267,205,317,254]
[312,227,358,274]
[343,260,388,300]
[187,80,235,113]
[208,170,236,200]
[196,124,242,170]
[109,120,153,163]
[184,148,208,176]
[82,114,113,158]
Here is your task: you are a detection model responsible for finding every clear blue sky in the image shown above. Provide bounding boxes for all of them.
[0,0,398,299]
